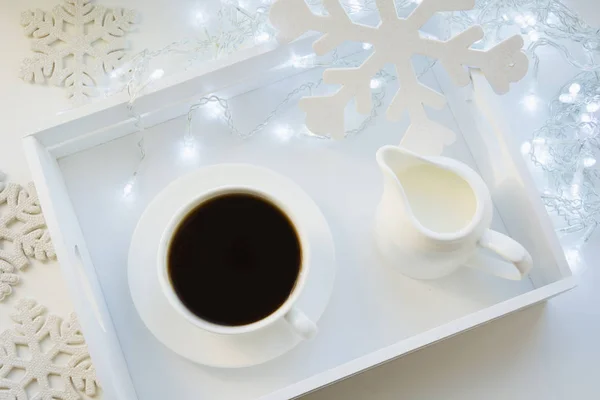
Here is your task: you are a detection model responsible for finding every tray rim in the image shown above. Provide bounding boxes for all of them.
[22,39,576,400]
[262,276,575,400]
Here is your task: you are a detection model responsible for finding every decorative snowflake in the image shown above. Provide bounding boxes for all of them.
[269,0,529,152]
[0,173,55,302]
[20,0,138,103]
[0,299,100,399]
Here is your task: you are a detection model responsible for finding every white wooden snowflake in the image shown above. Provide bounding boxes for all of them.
[0,173,56,302]
[20,0,138,103]
[269,0,529,153]
[0,299,100,399]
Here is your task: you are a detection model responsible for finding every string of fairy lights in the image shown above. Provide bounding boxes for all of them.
[449,1,600,245]
[106,0,599,246]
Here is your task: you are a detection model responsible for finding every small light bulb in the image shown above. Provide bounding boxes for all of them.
[583,157,597,167]
[290,54,314,68]
[274,124,294,142]
[570,183,581,197]
[520,141,532,155]
[514,14,526,27]
[370,78,382,89]
[195,11,206,24]
[150,69,164,80]
[290,55,301,68]
[181,139,197,159]
[586,102,600,113]
[362,43,373,50]
[123,181,134,197]
[528,31,540,42]
[536,149,552,166]
[525,14,537,26]
[205,101,225,119]
[522,94,540,111]
[569,83,581,94]
[501,14,509,21]
[255,32,271,43]
[559,93,574,103]
[581,113,593,123]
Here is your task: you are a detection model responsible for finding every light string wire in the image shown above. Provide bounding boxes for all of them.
[529,71,600,242]
[449,0,600,242]
[114,0,600,246]
[116,0,437,195]
[447,0,600,75]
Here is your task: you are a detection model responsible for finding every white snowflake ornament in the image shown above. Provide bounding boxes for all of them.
[269,0,529,152]
[0,173,56,302]
[20,0,138,103]
[0,299,100,399]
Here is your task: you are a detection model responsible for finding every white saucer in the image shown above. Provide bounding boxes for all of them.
[128,164,336,368]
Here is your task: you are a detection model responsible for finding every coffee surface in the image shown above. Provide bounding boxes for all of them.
[168,192,302,326]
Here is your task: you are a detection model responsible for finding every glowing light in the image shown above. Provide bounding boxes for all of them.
[501,14,509,21]
[514,14,526,27]
[150,69,164,80]
[528,31,540,42]
[581,113,593,123]
[569,83,581,94]
[586,102,600,113]
[181,139,197,159]
[532,140,551,165]
[205,101,225,119]
[570,183,581,197]
[274,124,294,142]
[520,141,532,155]
[522,94,540,111]
[525,13,537,26]
[579,124,596,137]
[370,78,382,89]
[255,32,271,43]
[195,11,206,24]
[559,93,574,103]
[583,157,597,168]
[110,68,121,79]
[290,54,314,68]
[123,181,134,197]
[362,43,373,50]
[291,55,301,68]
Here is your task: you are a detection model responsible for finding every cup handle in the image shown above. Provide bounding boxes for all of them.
[465,229,533,280]
[284,307,318,340]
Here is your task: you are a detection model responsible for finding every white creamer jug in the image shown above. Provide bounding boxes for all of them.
[375,145,533,280]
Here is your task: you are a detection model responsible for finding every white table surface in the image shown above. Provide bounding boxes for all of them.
[0,0,598,399]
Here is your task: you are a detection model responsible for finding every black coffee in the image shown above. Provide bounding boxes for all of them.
[168,192,302,326]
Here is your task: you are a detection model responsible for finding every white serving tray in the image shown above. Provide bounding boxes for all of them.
[23,36,575,400]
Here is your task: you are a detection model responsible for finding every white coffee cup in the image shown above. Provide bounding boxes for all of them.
[157,186,318,340]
